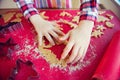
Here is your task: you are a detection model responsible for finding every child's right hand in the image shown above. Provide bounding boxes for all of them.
[30,14,64,46]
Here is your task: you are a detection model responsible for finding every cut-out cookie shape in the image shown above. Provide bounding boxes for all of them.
[105,21,114,28]
[39,11,49,19]
[98,11,106,15]
[72,15,79,24]
[105,14,113,20]
[97,15,109,22]
[60,11,72,17]
[58,19,78,28]
[77,12,80,15]
[91,30,104,38]
[96,25,106,31]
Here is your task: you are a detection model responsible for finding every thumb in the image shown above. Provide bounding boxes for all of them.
[59,32,70,41]
[38,34,43,46]
[52,22,59,26]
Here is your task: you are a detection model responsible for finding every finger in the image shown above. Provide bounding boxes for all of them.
[52,22,60,27]
[73,47,84,63]
[54,28,65,36]
[38,33,43,46]
[80,46,88,62]
[49,30,59,41]
[59,32,70,41]
[67,44,80,63]
[61,41,74,59]
[44,33,55,45]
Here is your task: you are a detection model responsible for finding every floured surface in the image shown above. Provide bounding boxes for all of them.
[0,10,120,80]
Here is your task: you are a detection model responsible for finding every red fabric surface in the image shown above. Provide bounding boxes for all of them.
[0,10,120,80]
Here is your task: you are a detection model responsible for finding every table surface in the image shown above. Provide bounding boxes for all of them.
[0,9,120,80]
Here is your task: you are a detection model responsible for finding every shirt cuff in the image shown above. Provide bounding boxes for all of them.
[16,0,39,20]
[23,8,39,20]
[79,11,98,22]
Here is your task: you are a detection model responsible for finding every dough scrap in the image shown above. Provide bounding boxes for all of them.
[39,40,68,68]
[16,13,23,18]
[11,18,21,22]
[3,12,16,23]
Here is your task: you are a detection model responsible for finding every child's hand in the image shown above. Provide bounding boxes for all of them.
[60,20,94,63]
[30,14,64,46]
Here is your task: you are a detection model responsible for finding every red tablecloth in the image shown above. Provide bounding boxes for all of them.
[0,9,120,80]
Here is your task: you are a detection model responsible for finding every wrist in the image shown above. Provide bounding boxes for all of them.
[30,14,45,23]
[29,14,45,30]
[78,20,94,30]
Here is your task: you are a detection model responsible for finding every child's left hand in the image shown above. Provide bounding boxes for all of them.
[60,20,94,63]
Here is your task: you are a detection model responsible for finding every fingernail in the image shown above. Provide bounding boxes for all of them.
[52,43,55,46]
[80,59,83,62]
[59,37,64,41]
[59,37,62,40]
[72,61,76,64]
[61,55,66,59]
[39,43,42,46]
[66,59,70,63]
[61,56,64,60]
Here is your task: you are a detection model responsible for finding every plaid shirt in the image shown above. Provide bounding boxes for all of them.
[14,0,99,22]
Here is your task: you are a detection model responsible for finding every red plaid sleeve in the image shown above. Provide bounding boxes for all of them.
[14,0,39,19]
[80,0,99,22]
